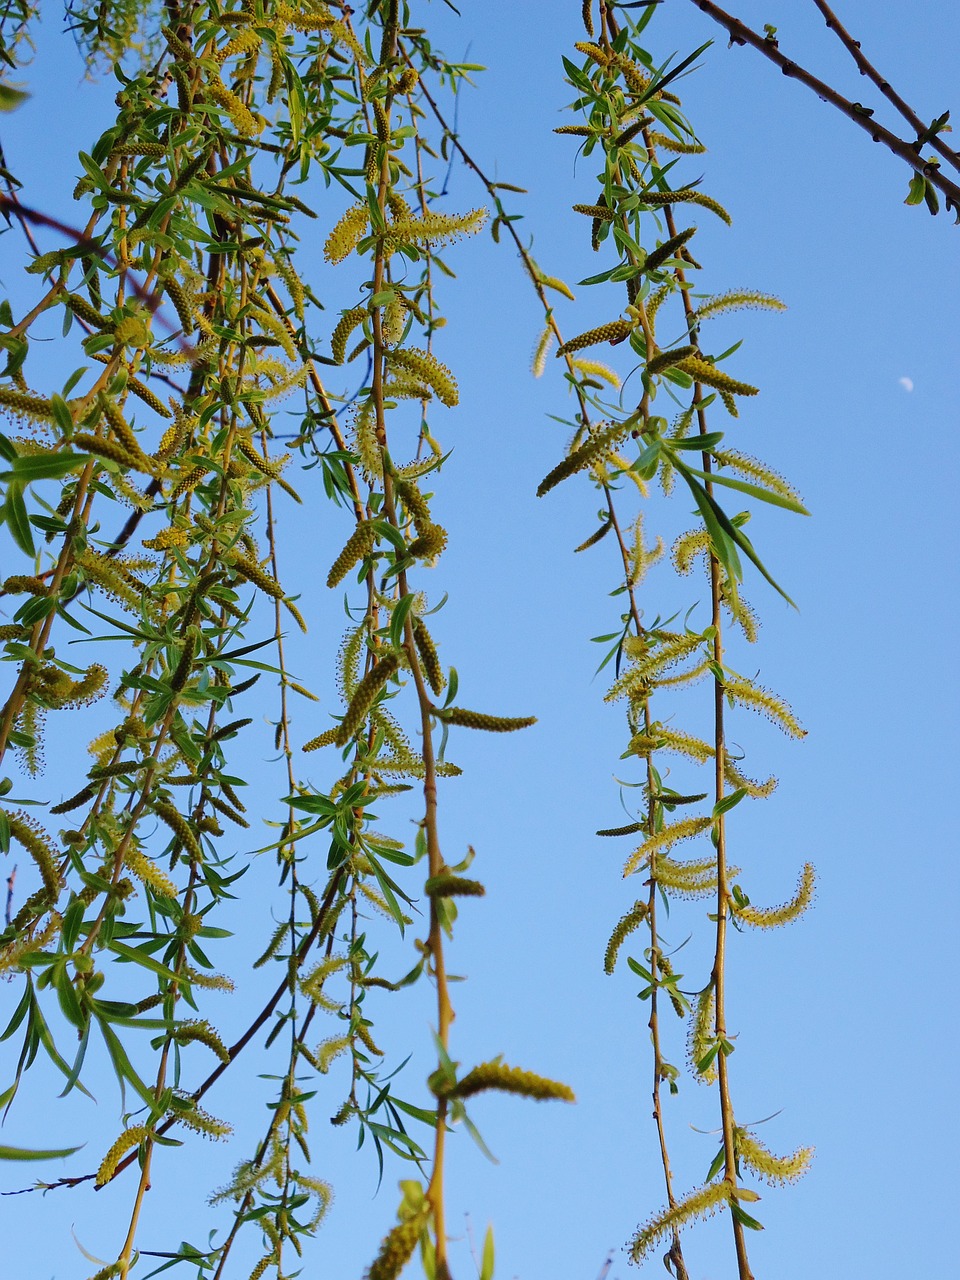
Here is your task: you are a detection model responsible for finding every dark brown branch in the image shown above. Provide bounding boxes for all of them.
[688,0,960,215]
[810,0,960,175]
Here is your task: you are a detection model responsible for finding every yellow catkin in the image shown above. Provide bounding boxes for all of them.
[315,1035,351,1074]
[302,727,339,753]
[623,816,712,877]
[603,900,649,974]
[629,1181,733,1263]
[153,800,203,863]
[4,810,61,898]
[451,1061,574,1103]
[695,290,786,321]
[385,207,486,248]
[143,526,190,551]
[714,449,804,504]
[71,434,146,474]
[724,753,778,798]
[207,73,262,136]
[688,984,718,1083]
[324,204,370,264]
[172,1019,230,1063]
[387,348,458,407]
[95,1125,149,1187]
[737,1130,814,1185]
[732,863,816,928]
[570,356,620,388]
[124,845,177,898]
[674,353,758,397]
[609,632,705,699]
[648,129,706,154]
[230,552,285,600]
[530,326,554,380]
[724,678,806,739]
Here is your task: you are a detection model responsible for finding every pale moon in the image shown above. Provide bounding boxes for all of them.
[899,376,914,392]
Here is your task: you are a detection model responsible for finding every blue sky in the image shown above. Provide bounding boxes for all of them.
[1,2,958,1278]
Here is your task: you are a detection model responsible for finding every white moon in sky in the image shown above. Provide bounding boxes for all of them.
[899,376,914,392]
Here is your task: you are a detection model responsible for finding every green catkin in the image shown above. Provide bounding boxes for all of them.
[673,353,759,397]
[230,552,285,600]
[407,523,447,561]
[211,718,253,742]
[3,575,47,595]
[95,1125,149,1187]
[424,875,485,898]
[0,388,57,423]
[72,433,148,474]
[336,653,400,747]
[622,816,712,877]
[648,129,707,155]
[713,449,804,504]
[302,727,340,752]
[638,187,732,225]
[737,1130,814,1185]
[254,921,290,969]
[170,634,196,691]
[441,708,536,733]
[66,293,110,329]
[572,202,616,220]
[153,800,203,863]
[412,617,444,694]
[365,1214,427,1280]
[450,1061,575,1103]
[331,306,367,363]
[629,1182,733,1264]
[207,793,250,829]
[647,226,701,273]
[732,863,816,927]
[647,344,697,376]
[556,319,632,357]
[531,324,555,376]
[603,900,649,974]
[655,952,686,1017]
[327,521,376,588]
[537,420,631,496]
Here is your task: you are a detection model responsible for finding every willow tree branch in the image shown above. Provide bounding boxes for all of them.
[810,0,960,175]
[687,0,960,214]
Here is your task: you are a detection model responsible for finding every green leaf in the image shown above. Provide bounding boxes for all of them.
[712,788,746,818]
[0,84,29,112]
[670,458,810,515]
[481,1224,495,1280]
[0,1142,82,1160]
[4,482,35,555]
[11,452,87,482]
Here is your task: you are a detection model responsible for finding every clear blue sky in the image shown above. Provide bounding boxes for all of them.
[1,3,958,1278]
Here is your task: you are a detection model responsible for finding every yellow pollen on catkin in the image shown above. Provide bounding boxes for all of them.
[124,845,177,898]
[531,325,555,377]
[450,1061,574,1103]
[737,1129,814,1185]
[732,863,816,928]
[688,984,718,1084]
[623,815,712,877]
[674,353,758,397]
[324,204,370,264]
[603,900,649,974]
[387,348,458,407]
[630,1181,733,1264]
[172,1019,230,1063]
[95,1125,149,1187]
[725,678,806,739]
[364,1213,427,1280]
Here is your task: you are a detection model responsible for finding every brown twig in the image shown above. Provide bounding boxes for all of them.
[688,0,960,214]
